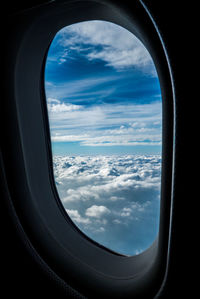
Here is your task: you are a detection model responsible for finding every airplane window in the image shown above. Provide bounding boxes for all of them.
[44,20,162,256]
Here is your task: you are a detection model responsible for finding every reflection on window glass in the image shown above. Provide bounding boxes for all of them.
[45,20,162,256]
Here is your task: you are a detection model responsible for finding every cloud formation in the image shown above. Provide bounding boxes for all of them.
[47,97,162,147]
[53,154,161,255]
[85,205,111,218]
[66,209,91,224]
[57,21,155,75]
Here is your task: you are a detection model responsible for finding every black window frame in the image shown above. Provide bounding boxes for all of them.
[2,0,175,298]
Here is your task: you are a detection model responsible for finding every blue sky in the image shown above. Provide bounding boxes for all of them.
[44,21,162,255]
[45,20,162,156]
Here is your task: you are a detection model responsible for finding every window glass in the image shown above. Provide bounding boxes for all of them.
[45,21,162,256]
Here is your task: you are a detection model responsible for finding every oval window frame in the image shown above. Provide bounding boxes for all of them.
[44,19,163,257]
[3,1,174,298]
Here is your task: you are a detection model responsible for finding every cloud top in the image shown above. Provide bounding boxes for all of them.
[85,205,111,218]
[53,154,161,256]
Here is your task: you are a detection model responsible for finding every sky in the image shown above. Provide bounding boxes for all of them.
[45,20,162,156]
[44,21,162,255]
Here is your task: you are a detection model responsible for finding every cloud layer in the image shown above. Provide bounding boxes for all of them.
[47,97,162,148]
[53,154,161,255]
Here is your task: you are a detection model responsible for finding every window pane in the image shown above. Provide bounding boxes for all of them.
[45,20,162,256]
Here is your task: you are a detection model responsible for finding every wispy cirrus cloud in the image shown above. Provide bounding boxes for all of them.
[45,20,162,154]
[47,97,162,147]
[55,21,156,75]
[45,74,120,104]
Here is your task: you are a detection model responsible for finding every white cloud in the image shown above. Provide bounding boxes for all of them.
[47,98,82,113]
[94,226,105,233]
[113,219,121,224]
[45,75,119,102]
[86,47,151,71]
[57,21,156,74]
[53,155,161,212]
[47,98,60,104]
[110,196,124,201]
[85,205,111,218]
[65,209,90,224]
[121,207,132,217]
[53,154,161,255]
